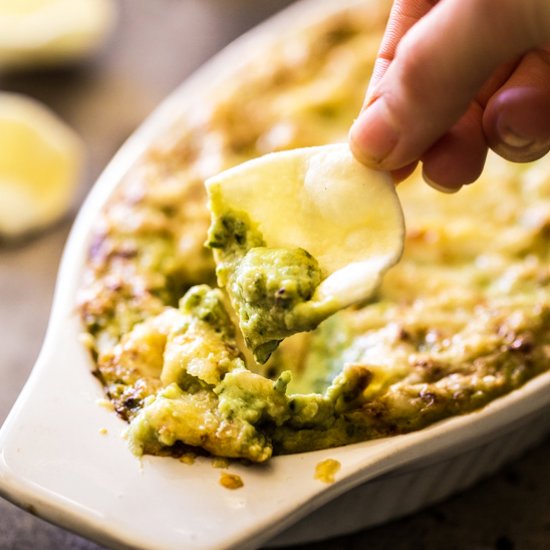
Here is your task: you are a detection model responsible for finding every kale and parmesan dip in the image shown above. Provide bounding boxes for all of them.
[78,0,550,463]
[206,208,330,364]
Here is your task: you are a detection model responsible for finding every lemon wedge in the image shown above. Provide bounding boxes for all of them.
[206,144,405,362]
[0,0,115,70]
[0,92,84,237]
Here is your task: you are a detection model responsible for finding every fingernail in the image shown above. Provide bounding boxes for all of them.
[497,117,533,149]
[422,170,460,194]
[349,97,399,166]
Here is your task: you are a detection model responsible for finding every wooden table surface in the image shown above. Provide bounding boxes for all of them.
[1,1,549,549]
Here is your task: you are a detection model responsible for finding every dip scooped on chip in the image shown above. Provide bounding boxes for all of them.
[206,144,405,363]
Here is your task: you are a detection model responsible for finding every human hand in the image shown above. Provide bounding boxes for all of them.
[349,0,550,192]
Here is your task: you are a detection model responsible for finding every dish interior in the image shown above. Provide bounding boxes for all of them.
[76,0,550,464]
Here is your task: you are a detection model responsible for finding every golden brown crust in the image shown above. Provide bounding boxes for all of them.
[78,1,550,460]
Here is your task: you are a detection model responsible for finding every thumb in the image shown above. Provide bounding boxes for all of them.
[349,0,550,171]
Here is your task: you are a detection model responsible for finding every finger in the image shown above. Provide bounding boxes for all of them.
[483,47,550,162]
[391,59,518,190]
[421,101,488,191]
[350,0,550,171]
[475,57,521,106]
[367,0,440,100]
[391,161,418,184]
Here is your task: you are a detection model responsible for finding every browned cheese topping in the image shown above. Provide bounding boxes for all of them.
[78,0,550,463]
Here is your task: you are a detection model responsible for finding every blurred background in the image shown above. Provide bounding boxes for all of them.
[0,1,549,549]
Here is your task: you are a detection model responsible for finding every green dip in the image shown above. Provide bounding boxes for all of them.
[207,209,335,363]
[125,284,375,462]
[78,5,550,465]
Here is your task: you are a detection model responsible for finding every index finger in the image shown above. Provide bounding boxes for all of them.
[367,0,440,102]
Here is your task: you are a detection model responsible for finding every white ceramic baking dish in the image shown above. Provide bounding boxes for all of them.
[1,1,549,548]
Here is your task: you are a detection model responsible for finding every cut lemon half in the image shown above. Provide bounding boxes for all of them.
[206,144,405,361]
[0,0,115,70]
[0,92,84,237]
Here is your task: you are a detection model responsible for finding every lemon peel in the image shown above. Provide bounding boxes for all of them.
[0,0,116,70]
[0,92,84,237]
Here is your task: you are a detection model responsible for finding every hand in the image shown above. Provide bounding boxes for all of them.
[349,0,550,192]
